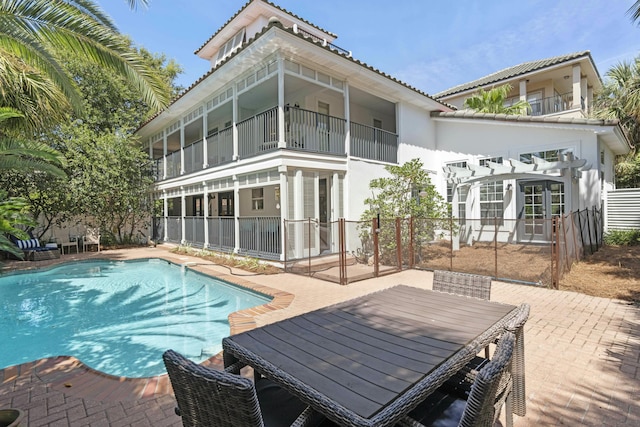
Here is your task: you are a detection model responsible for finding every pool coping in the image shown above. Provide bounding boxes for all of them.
[0,248,294,401]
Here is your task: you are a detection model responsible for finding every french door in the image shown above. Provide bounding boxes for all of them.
[519,180,564,241]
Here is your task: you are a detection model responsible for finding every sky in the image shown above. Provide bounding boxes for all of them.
[100,0,640,95]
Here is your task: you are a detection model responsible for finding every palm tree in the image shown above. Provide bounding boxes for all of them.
[0,0,168,131]
[463,84,530,115]
[628,1,640,25]
[593,59,640,188]
[0,107,66,258]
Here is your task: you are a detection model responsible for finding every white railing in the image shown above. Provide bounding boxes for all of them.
[207,127,233,166]
[237,107,279,158]
[184,216,205,246]
[166,216,181,242]
[238,216,281,259]
[350,122,398,163]
[207,217,235,252]
[285,106,346,155]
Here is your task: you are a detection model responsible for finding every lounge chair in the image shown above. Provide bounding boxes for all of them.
[11,235,60,260]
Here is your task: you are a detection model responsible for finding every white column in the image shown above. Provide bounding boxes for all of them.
[277,55,286,149]
[233,177,240,253]
[581,77,588,114]
[180,124,185,175]
[163,191,168,242]
[163,131,167,179]
[294,169,304,258]
[572,64,581,109]
[203,112,209,168]
[344,81,351,157]
[180,188,186,244]
[232,86,239,160]
[279,166,288,261]
[518,79,527,102]
[331,171,340,252]
[203,182,209,248]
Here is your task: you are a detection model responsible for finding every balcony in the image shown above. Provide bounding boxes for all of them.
[153,105,398,181]
[505,92,580,117]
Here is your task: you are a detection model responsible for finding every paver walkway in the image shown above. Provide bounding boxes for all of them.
[0,247,638,426]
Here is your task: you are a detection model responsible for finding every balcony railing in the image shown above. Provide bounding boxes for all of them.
[285,106,346,155]
[207,126,233,167]
[166,216,181,242]
[505,92,576,116]
[154,105,398,181]
[238,107,279,158]
[184,140,204,174]
[350,122,398,163]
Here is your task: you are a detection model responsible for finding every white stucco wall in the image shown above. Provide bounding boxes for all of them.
[433,118,604,213]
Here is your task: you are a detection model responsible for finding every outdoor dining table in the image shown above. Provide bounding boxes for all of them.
[222,285,524,427]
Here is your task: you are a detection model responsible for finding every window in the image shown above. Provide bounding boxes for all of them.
[445,161,467,220]
[252,188,264,211]
[218,192,234,216]
[520,148,572,164]
[215,28,246,65]
[479,158,504,226]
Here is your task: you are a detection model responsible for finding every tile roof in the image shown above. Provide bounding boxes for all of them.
[138,19,451,132]
[194,0,337,55]
[434,51,596,99]
[430,109,620,126]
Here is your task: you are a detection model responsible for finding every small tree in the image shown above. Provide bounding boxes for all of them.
[464,84,530,115]
[359,159,450,264]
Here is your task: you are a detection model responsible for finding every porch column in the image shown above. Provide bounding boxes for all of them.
[180,188,186,245]
[331,171,340,252]
[277,55,286,149]
[163,190,168,242]
[233,176,240,253]
[451,184,460,251]
[202,112,209,168]
[344,81,351,156]
[232,86,239,160]
[163,131,167,179]
[581,76,588,114]
[203,182,209,248]
[180,124,185,175]
[294,169,304,258]
[279,166,288,261]
[518,79,527,102]
[572,64,582,109]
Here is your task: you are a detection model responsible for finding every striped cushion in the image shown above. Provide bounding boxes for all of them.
[16,239,40,250]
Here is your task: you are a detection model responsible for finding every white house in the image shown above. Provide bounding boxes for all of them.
[136,0,630,260]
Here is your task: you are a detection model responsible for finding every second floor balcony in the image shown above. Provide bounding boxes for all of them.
[153,105,398,181]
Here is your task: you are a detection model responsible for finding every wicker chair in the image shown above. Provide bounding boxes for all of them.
[399,331,516,427]
[432,270,492,358]
[440,303,530,427]
[432,270,492,300]
[162,349,323,427]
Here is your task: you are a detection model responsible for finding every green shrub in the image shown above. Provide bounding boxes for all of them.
[604,229,640,246]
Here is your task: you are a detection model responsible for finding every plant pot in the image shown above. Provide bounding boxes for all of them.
[0,409,24,427]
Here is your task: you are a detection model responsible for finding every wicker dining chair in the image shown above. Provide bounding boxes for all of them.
[432,270,493,358]
[399,331,516,427]
[432,270,492,300]
[439,303,530,427]
[162,349,323,427]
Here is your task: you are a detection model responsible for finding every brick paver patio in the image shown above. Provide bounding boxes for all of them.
[1,247,638,426]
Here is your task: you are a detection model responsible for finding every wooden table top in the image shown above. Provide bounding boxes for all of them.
[223,285,517,426]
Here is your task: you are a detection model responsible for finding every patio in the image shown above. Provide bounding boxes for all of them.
[0,246,638,426]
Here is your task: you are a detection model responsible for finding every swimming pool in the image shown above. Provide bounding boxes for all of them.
[0,258,271,377]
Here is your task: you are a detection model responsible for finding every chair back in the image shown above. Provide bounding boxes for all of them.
[459,332,515,427]
[432,270,492,300]
[163,349,265,427]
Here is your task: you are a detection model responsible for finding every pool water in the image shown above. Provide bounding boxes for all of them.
[0,258,271,377]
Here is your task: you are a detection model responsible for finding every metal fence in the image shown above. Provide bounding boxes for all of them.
[284,207,602,287]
